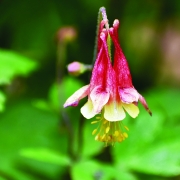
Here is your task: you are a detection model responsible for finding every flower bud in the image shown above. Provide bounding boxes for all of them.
[56,27,77,43]
[67,61,86,76]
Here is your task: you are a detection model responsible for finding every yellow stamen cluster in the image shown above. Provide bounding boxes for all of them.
[91,115,129,146]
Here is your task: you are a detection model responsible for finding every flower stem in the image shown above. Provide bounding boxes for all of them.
[77,114,85,158]
[56,28,76,160]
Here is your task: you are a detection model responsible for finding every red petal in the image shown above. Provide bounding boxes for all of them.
[109,22,133,88]
[139,94,152,116]
[90,30,116,92]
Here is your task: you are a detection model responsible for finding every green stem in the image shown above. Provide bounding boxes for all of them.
[56,40,75,160]
[77,114,85,158]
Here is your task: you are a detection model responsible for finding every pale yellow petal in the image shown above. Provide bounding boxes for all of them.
[122,103,139,118]
[90,86,110,113]
[64,85,89,107]
[104,101,126,121]
[81,99,97,119]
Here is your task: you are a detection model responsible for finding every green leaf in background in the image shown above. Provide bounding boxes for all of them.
[0,91,6,112]
[71,160,113,180]
[71,159,138,180]
[0,177,7,180]
[114,170,138,180]
[127,139,180,176]
[0,99,67,179]
[112,88,180,178]
[20,148,71,166]
[0,49,37,85]
[31,99,52,112]
[147,88,180,118]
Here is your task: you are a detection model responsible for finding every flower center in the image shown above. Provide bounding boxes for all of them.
[91,114,129,146]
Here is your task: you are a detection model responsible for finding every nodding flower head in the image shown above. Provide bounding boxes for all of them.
[64,12,151,145]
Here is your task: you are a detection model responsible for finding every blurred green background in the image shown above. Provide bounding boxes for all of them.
[1,0,180,179]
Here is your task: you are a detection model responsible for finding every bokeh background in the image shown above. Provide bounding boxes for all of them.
[0,0,180,179]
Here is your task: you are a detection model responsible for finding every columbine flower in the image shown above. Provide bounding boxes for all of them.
[64,21,130,144]
[64,10,151,145]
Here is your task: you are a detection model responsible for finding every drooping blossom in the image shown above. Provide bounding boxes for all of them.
[64,13,151,145]
[90,20,151,144]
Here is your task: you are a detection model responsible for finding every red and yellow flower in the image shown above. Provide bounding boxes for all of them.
[64,18,151,145]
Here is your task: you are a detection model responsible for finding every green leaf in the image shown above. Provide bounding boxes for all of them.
[127,140,180,176]
[71,160,115,180]
[114,170,138,180]
[0,99,68,179]
[20,148,71,166]
[0,91,6,112]
[71,159,138,180]
[146,88,180,119]
[0,177,7,180]
[31,99,52,112]
[0,49,37,84]
[112,88,180,177]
